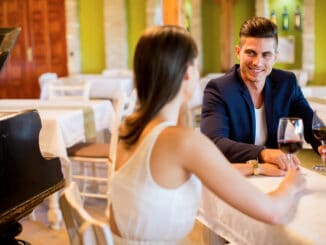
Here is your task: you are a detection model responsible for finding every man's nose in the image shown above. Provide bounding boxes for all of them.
[252,55,263,66]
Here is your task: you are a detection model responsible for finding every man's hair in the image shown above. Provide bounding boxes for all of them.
[239,16,278,46]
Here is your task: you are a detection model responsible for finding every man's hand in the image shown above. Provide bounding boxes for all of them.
[259,163,286,176]
[259,149,300,170]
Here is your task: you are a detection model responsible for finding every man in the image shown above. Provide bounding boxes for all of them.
[201,16,322,170]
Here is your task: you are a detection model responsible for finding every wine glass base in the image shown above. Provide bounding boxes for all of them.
[312,164,326,172]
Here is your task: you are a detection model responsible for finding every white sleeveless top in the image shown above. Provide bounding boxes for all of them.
[109,122,202,243]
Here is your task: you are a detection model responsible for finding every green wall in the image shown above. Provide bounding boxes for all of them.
[270,0,303,70]
[77,1,326,85]
[125,0,146,69]
[79,0,105,73]
[201,0,221,75]
[233,0,255,64]
[201,0,255,75]
[314,0,326,85]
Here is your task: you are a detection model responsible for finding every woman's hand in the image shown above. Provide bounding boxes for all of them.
[279,161,306,197]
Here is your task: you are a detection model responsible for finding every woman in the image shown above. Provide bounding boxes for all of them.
[108,25,306,244]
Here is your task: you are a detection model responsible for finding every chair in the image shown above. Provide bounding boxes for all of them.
[101,69,133,78]
[59,182,114,245]
[187,75,225,128]
[48,78,91,101]
[38,72,58,100]
[66,90,136,203]
[121,88,137,118]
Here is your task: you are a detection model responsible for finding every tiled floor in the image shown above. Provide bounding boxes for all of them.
[17,195,212,245]
[17,196,107,245]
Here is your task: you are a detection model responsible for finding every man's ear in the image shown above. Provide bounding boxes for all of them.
[235,45,241,59]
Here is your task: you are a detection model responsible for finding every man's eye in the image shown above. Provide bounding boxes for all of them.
[246,51,255,56]
[263,53,273,58]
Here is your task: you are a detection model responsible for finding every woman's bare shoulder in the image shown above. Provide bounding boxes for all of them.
[158,126,211,152]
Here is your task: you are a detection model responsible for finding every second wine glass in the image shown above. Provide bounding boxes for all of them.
[277,117,304,165]
[312,110,326,171]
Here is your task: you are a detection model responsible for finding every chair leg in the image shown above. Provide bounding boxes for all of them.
[87,163,99,193]
[65,159,72,185]
[78,161,87,203]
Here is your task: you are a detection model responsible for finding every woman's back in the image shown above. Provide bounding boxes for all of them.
[109,122,202,242]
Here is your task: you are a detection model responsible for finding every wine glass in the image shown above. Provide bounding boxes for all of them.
[277,118,304,165]
[312,110,326,171]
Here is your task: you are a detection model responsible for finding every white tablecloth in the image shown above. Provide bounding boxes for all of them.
[197,167,326,245]
[0,99,115,161]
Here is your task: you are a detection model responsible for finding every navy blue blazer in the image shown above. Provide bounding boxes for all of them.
[200,65,320,163]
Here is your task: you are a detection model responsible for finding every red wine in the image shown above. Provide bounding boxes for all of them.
[313,127,326,141]
[278,140,303,154]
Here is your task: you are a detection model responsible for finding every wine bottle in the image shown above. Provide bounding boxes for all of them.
[294,6,301,30]
[270,9,277,24]
[282,6,289,31]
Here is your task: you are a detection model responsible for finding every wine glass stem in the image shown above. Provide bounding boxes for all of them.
[321,140,325,166]
[287,153,293,165]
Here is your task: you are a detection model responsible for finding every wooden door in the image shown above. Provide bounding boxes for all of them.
[0,0,29,98]
[0,0,67,98]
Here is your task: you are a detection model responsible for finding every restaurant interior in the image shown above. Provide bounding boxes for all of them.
[0,0,326,244]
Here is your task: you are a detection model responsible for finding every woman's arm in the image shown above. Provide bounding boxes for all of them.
[180,129,306,224]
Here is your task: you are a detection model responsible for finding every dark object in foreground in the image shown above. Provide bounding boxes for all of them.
[0,110,65,244]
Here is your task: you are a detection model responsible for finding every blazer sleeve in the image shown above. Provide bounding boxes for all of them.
[200,80,265,163]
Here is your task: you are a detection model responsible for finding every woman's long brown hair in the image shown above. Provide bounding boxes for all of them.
[120,25,198,147]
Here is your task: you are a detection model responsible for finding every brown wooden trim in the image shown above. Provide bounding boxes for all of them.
[163,0,180,25]
[220,0,234,72]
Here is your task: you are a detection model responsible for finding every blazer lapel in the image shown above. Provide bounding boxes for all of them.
[264,76,274,137]
[240,84,256,143]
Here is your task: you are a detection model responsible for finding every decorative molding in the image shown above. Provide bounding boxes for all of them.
[303,0,315,80]
[190,0,203,72]
[65,0,81,75]
[103,0,128,70]
[255,0,269,18]
[146,0,163,27]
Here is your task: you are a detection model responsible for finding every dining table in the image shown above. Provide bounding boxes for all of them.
[0,99,115,161]
[0,99,115,229]
[197,149,326,245]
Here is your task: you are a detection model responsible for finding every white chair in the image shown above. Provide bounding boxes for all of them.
[102,69,133,78]
[121,89,137,118]
[187,74,225,128]
[38,72,58,100]
[66,91,136,205]
[48,79,91,101]
[59,182,114,245]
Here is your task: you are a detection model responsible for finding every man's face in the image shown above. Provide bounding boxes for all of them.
[236,37,278,85]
